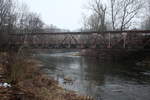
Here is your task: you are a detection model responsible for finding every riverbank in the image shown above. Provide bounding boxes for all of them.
[80,49,150,63]
[0,52,94,100]
[136,57,150,67]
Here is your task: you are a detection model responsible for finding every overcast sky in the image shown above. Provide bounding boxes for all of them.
[18,0,88,31]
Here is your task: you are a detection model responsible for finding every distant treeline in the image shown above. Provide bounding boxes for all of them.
[0,0,70,47]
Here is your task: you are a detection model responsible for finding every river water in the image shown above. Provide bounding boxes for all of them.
[35,51,150,100]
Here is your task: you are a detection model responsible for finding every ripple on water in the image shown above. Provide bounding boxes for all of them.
[70,64,80,69]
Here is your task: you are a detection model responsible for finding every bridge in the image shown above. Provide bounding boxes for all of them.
[8,30,150,51]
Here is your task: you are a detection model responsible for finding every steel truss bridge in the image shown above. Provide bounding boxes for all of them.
[8,30,150,51]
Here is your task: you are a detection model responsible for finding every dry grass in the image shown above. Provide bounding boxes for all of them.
[7,56,39,83]
[17,74,94,100]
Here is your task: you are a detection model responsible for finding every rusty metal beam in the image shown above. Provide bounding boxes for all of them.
[9,30,150,36]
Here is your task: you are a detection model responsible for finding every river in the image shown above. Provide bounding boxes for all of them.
[34,50,150,100]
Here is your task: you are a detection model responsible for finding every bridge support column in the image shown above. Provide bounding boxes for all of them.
[122,32,127,48]
[108,33,111,48]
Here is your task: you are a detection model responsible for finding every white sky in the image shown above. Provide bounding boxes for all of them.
[18,0,88,31]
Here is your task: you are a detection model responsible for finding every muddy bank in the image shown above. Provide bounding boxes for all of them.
[0,52,94,100]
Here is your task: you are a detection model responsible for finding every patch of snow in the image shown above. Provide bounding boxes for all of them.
[0,83,11,88]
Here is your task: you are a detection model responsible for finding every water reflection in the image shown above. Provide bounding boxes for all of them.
[35,52,150,100]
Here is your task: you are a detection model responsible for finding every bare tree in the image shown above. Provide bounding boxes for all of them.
[26,13,44,33]
[0,0,14,47]
[16,4,44,33]
[110,0,143,31]
[141,0,150,30]
[83,0,144,31]
[83,0,107,31]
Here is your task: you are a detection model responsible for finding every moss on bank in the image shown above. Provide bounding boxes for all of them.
[0,52,94,100]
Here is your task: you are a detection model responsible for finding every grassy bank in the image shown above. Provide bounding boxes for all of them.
[0,52,94,100]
